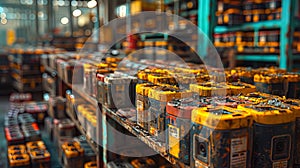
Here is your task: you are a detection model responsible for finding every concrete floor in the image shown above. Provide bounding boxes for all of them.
[0,95,62,168]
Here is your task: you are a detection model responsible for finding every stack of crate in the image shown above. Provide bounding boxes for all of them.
[0,50,12,94]
[9,47,45,99]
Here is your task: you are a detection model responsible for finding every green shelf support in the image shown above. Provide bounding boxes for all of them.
[280,0,295,70]
[236,55,279,62]
[214,20,282,33]
[198,0,215,58]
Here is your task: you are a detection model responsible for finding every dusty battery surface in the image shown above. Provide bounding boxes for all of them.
[191,106,252,168]
[227,82,256,96]
[190,82,229,97]
[5,126,24,145]
[254,73,287,96]
[148,86,192,143]
[166,98,206,165]
[238,104,295,168]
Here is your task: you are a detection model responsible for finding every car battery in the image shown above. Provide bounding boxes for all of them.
[61,141,84,168]
[130,158,156,168]
[63,60,75,84]
[191,106,252,168]
[10,93,32,103]
[48,96,67,119]
[25,102,48,123]
[86,113,97,140]
[265,0,282,10]
[28,148,51,168]
[55,119,76,143]
[66,90,77,119]
[217,0,241,13]
[103,73,138,109]
[244,9,267,23]
[13,76,43,92]
[136,83,160,130]
[96,72,111,104]
[83,63,97,97]
[8,154,30,168]
[85,161,98,168]
[148,86,192,143]
[254,73,287,96]
[284,73,300,98]
[258,30,280,53]
[26,141,47,151]
[279,99,300,166]
[166,98,207,165]
[18,113,36,125]
[74,136,97,162]
[77,104,96,130]
[147,73,177,86]
[5,127,25,145]
[8,145,27,156]
[227,82,256,96]
[190,82,229,97]
[216,9,243,26]
[239,91,281,102]
[21,123,41,142]
[237,104,294,168]
[5,116,19,127]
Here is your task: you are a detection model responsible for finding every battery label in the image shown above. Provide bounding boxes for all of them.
[272,161,288,168]
[230,136,247,168]
[168,125,180,158]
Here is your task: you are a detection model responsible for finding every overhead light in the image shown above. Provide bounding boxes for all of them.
[1,13,6,19]
[72,9,82,17]
[1,18,7,24]
[71,0,78,7]
[0,7,3,13]
[57,0,65,6]
[61,17,69,25]
[87,0,97,8]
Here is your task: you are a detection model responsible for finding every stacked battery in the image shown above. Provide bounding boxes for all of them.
[61,141,84,168]
[9,48,45,93]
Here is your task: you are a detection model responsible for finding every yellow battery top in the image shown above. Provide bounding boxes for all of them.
[77,104,95,112]
[8,154,30,167]
[148,74,176,85]
[62,142,84,158]
[84,161,97,168]
[148,86,192,102]
[8,145,26,152]
[238,92,281,103]
[228,82,256,95]
[237,104,294,125]
[190,82,229,97]
[283,73,300,83]
[254,74,286,84]
[191,106,252,130]
[29,149,51,159]
[26,141,46,151]
[136,83,160,96]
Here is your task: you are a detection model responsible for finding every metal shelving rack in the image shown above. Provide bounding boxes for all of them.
[198,0,300,71]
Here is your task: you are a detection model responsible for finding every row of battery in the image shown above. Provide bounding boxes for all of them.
[7,93,98,168]
[216,0,282,26]
[7,141,51,168]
